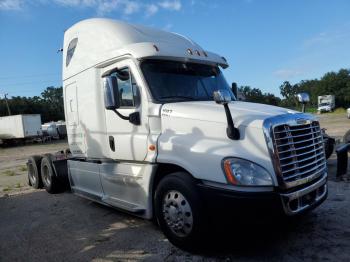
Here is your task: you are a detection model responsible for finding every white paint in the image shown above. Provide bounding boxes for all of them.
[0,114,42,139]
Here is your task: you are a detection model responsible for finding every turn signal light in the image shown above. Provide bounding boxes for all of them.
[223,159,238,185]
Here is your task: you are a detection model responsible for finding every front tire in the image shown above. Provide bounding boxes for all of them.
[154,172,207,251]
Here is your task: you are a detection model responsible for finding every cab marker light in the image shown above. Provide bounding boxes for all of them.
[195,50,201,56]
[149,144,156,151]
[187,48,193,55]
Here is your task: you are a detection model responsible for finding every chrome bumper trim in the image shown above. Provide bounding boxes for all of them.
[280,174,327,215]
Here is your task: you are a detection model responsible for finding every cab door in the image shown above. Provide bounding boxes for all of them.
[104,59,149,161]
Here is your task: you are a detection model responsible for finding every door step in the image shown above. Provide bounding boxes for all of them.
[102,196,145,213]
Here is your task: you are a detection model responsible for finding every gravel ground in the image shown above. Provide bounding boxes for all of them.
[0,114,349,261]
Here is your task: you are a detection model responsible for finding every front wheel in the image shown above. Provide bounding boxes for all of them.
[154,172,207,251]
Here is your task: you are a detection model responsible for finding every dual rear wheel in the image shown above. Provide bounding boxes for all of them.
[27,155,63,193]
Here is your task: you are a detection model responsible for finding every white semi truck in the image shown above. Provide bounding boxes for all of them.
[27,19,328,250]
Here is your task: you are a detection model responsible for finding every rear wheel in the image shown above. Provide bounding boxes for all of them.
[28,156,43,189]
[41,155,62,193]
[154,172,207,251]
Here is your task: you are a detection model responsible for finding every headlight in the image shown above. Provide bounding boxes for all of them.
[223,158,273,186]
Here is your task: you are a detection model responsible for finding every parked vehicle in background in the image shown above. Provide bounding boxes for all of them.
[318,95,335,113]
[347,108,350,119]
[42,122,59,139]
[0,114,42,145]
[55,121,67,139]
[28,19,328,250]
[42,121,67,140]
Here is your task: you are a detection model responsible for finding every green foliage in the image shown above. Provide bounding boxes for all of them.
[2,170,16,176]
[238,86,281,106]
[279,69,350,108]
[0,86,64,122]
[238,68,350,109]
[19,166,28,172]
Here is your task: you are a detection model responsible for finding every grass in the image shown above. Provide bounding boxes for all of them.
[2,170,16,176]
[333,108,347,114]
[19,166,28,172]
[14,183,21,188]
[2,186,12,192]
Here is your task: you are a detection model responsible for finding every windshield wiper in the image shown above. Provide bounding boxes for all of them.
[159,96,197,101]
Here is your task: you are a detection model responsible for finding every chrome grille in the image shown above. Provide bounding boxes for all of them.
[272,121,326,183]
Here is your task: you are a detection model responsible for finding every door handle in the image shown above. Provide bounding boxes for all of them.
[109,136,115,152]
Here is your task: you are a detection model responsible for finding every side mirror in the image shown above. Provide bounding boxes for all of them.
[296,92,310,113]
[213,89,239,140]
[103,76,120,110]
[296,93,310,104]
[231,82,238,99]
[213,89,232,105]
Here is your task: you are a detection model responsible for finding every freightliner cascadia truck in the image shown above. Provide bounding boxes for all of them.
[27,18,328,250]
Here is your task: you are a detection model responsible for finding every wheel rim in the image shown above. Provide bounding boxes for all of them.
[42,164,51,187]
[28,163,36,184]
[162,190,193,237]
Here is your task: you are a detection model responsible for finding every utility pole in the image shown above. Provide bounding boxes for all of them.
[4,93,11,116]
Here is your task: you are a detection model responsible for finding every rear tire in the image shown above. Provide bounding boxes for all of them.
[41,155,62,194]
[28,156,43,189]
[154,172,207,251]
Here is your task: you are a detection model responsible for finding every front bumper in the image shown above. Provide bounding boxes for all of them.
[198,175,327,218]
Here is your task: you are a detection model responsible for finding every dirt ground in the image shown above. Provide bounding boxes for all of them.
[0,140,68,194]
[317,112,350,141]
[0,113,349,261]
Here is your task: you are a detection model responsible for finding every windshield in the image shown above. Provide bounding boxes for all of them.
[141,60,235,103]
[319,103,330,106]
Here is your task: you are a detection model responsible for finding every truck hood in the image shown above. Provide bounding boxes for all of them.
[161,101,298,128]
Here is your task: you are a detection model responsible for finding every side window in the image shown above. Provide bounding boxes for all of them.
[66,38,78,67]
[111,68,140,108]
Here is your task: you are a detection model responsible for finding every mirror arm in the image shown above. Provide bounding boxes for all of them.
[112,110,140,125]
[223,103,240,140]
[113,109,129,120]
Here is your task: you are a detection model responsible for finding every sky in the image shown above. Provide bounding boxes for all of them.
[1,0,350,98]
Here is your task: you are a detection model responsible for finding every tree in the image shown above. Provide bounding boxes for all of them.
[0,86,64,122]
[238,86,280,106]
